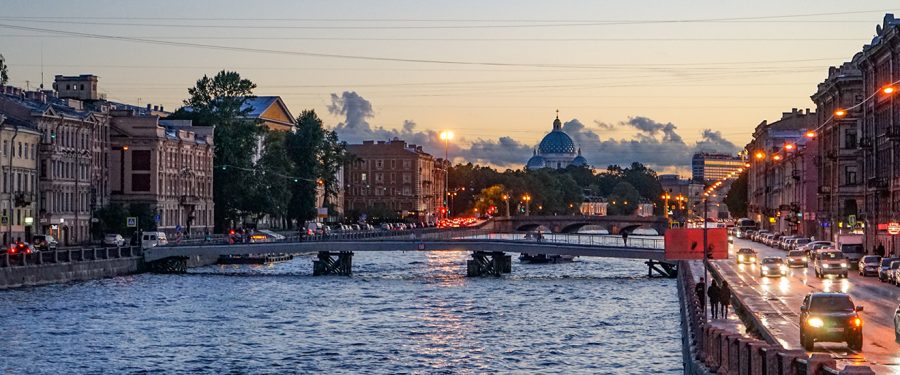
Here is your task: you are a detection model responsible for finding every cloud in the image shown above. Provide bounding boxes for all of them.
[327,91,740,172]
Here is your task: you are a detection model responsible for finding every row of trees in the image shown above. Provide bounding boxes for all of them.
[449,162,664,217]
[170,71,349,231]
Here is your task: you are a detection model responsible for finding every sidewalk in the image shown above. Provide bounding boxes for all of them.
[687,261,747,336]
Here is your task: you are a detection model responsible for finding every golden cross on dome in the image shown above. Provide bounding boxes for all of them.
[555,109,559,119]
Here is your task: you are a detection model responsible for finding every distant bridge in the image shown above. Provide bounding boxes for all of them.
[485,215,668,234]
[142,229,674,277]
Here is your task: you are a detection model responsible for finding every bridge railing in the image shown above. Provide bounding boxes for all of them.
[0,246,143,268]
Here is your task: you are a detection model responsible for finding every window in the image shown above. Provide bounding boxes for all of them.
[403,160,411,170]
[17,142,21,158]
[844,166,858,185]
[2,140,6,156]
[132,174,151,191]
[375,173,384,183]
[132,150,151,171]
[390,173,396,183]
[361,173,367,182]
[844,128,857,149]
[402,173,411,183]
[23,144,28,159]
[402,186,411,196]
[375,160,384,169]
[390,160,396,169]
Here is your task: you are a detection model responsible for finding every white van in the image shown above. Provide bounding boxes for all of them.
[141,232,169,249]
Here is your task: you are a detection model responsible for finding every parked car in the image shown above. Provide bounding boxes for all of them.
[813,250,849,278]
[786,250,809,268]
[736,248,758,264]
[799,293,863,351]
[32,234,58,251]
[791,238,811,251]
[799,241,834,253]
[879,258,899,282]
[760,257,788,277]
[857,255,881,277]
[103,234,126,247]
[141,231,169,249]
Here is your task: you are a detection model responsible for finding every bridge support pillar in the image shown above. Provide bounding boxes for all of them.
[467,251,511,277]
[313,251,353,276]
[146,257,188,274]
[646,260,677,278]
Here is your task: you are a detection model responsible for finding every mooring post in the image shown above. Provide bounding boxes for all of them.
[467,251,508,277]
[313,251,353,276]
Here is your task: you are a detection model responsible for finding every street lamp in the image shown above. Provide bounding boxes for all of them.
[502,194,510,217]
[522,194,532,216]
[439,130,454,219]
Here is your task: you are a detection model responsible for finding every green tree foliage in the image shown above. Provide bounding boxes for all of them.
[317,129,349,208]
[171,71,261,230]
[253,130,293,226]
[92,203,158,238]
[0,54,8,85]
[724,170,749,218]
[607,181,641,215]
[474,184,508,215]
[286,110,325,223]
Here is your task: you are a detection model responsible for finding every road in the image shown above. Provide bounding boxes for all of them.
[712,238,899,373]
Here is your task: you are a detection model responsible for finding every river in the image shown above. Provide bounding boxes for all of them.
[0,250,681,374]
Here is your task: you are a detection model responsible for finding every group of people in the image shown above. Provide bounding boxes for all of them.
[694,277,732,319]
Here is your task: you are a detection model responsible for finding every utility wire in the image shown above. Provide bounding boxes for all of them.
[0,23,846,69]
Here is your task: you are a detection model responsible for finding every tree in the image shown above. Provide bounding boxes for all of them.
[317,129,349,208]
[287,110,325,224]
[253,130,293,227]
[0,54,8,85]
[474,184,507,215]
[607,181,641,216]
[171,70,260,230]
[724,170,748,218]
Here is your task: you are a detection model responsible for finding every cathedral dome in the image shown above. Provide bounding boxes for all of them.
[538,131,576,155]
[570,155,588,167]
[526,152,546,169]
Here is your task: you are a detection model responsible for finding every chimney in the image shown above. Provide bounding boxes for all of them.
[153,105,159,111]
[160,105,164,112]
[805,108,810,114]
[146,104,151,111]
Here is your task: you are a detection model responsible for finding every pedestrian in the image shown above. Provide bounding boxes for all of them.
[719,280,732,318]
[695,277,706,311]
[707,280,721,319]
[622,231,629,247]
[876,243,886,257]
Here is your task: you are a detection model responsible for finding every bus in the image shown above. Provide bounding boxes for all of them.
[734,218,758,239]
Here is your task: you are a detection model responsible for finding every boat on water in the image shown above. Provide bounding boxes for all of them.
[519,253,576,264]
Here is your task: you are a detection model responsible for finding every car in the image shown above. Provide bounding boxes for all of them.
[894,303,900,342]
[799,241,834,253]
[791,238,811,251]
[894,265,900,286]
[32,234,58,251]
[103,234,126,247]
[880,258,900,282]
[888,261,900,285]
[813,250,849,278]
[736,248,758,264]
[1,241,37,255]
[786,250,809,268]
[799,293,863,351]
[858,255,881,277]
[760,257,788,277]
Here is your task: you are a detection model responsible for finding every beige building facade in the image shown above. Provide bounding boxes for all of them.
[0,115,40,244]
[110,111,214,237]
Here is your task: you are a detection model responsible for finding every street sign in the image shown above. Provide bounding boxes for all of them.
[317,207,328,218]
[888,222,900,235]
[126,217,138,228]
[0,216,7,225]
[154,214,161,223]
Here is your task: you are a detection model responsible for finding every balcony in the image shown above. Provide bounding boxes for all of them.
[867,177,888,190]
[13,191,34,207]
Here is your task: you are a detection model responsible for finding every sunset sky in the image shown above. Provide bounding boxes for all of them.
[1,1,897,173]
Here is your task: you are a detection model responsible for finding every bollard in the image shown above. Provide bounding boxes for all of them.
[718,333,733,373]
[37,250,43,265]
[738,339,753,375]
[104,247,109,259]
[777,350,807,375]
[728,335,740,375]
[806,353,836,375]
[747,341,768,375]
[838,365,877,375]
[53,250,59,263]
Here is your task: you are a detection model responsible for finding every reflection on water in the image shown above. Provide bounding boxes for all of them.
[0,251,682,374]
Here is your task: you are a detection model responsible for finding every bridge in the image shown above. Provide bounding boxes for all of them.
[485,215,668,234]
[143,228,675,277]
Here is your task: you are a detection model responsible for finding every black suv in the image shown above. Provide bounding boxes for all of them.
[799,293,863,351]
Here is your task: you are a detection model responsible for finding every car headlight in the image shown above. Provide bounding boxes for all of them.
[749,257,756,261]
[762,266,770,271]
[841,263,848,268]
[738,255,745,261]
[822,264,829,269]
[802,257,808,262]
[807,317,824,328]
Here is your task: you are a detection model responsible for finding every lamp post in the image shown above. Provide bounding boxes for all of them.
[439,130,453,220]
[661,190,672,226]
[502,193,510,217]
[522,194,532,216]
